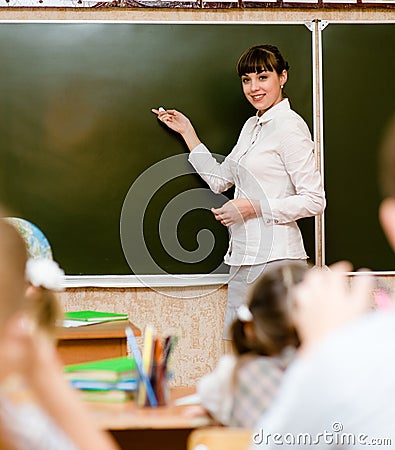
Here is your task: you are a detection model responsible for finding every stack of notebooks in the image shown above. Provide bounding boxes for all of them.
[64,356,138,402]
[63,310,129,328]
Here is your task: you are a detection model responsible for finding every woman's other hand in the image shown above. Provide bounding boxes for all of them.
[211,199,261,226]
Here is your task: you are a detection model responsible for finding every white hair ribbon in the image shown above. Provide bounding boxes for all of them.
[25,258,65,291]
[237,304,253,322]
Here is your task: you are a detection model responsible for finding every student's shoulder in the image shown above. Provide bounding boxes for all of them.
[204,354,237,378]
[239,354,283,374]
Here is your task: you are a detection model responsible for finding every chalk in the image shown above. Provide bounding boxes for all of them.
[158,107,165,112]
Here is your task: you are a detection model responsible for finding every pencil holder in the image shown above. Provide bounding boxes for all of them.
[151,363,170,407]
[134,329,177,408]
[136,363,170,407]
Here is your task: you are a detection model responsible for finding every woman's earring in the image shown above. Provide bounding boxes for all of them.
[281,85,284,89]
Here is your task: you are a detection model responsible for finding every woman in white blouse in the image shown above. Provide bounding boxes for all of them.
[152,44,326,339]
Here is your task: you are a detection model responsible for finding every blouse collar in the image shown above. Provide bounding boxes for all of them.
[256,98,290,125]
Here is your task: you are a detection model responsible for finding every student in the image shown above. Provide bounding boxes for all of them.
[24,257,65,340]
[0,220,119,450]
[379,114,395,251]
[153,44,326,339]
[251,116,395,449]
[196,262,308,429]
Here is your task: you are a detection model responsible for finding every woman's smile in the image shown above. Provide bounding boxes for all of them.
[251,94,266,102]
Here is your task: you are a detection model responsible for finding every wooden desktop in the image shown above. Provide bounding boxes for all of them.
[57,320,141,365]
[58,322,210,449]
[88,387,211,450]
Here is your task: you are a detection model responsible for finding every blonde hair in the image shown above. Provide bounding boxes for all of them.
[24,258,65,339]
[0,219,27,326]
[26,287,62,340]
[0,220,63,339]
[0,221,29,450]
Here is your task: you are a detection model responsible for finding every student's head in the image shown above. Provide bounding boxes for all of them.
[0,219,64,339]
[0,219,28,328]
[237,45,289,115]
[231,263,308,356]
[379,114,395,251]
[25,259,64,339]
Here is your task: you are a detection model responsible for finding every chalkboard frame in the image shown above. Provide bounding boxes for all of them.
[2,20,393,286]
[0,19,322,284]
[321,20,395,273]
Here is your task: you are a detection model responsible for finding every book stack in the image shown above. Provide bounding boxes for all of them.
[63,310,129,328]
[64,356,138,402]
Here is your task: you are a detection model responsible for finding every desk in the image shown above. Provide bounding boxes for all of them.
[89,387,211,450]
[57,320,141,365]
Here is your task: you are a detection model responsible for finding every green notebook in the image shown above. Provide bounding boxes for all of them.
[78,389,135,403]
[64,310,128,322]
[65,356,137,383]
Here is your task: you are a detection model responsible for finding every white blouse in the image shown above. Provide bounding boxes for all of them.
[0,393,77,450]
[188,99,326,266]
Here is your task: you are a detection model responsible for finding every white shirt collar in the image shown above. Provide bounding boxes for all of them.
[256,98,290,125]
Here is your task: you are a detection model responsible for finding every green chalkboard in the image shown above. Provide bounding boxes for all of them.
[323,23,395,270]
[0,23,313,275]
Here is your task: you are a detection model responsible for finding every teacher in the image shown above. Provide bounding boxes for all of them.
[152,44,326,339]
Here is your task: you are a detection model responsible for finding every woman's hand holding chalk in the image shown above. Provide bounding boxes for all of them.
[151,107,166,115]
[152,107,201,150]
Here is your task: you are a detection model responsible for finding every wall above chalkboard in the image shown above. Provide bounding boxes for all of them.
[0,0,393,9]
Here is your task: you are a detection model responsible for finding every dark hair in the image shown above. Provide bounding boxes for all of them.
[237,44,290,78]
[379,114,395,199]
[231,263,308,356]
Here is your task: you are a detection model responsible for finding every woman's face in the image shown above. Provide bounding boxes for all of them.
[241,69,287,115]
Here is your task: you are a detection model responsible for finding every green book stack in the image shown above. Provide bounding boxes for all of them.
[64,356,138,402]
[64,310,129,324]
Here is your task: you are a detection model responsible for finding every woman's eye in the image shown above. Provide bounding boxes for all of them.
[259,75,267,80]
[242,78,250,83]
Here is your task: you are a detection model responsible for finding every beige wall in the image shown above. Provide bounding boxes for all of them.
[58,284,229,387]
[0,7,394,21]
[58,274,395,386]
